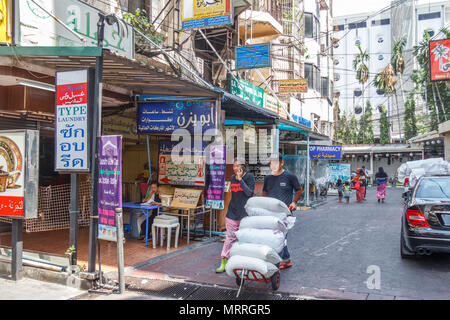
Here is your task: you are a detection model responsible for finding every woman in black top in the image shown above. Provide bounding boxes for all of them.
[216,158,255,273]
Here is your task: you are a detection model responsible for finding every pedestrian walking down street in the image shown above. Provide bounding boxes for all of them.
[352,168,367,203]
[216,158,255,273]
[362,166,369,200]
[343,181,351,203]
[261,153,302,270]
[375,167,388,203]
[336,179,344,203]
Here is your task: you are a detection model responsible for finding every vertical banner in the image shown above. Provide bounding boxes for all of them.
[429,39,450,82]
[206,145,226,210]
[98,135,122,242]
[55,68,93,172]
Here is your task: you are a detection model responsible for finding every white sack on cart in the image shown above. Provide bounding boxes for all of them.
[239,216,287,234]
[230,242,282,265]
[225,255,278,279]
[245,206,288,222]
[235,228,285,253]
[245,197,291,216]
[285,216,296,230]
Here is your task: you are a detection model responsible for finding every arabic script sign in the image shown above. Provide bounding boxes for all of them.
[278,79,307,93]
[158,140,206,186]
[181,0,233,29]
[309,146,342,160]
[429,39,450,82]
[206,145,226,210]
[228,76,264,107]
[137,101,217,134]
[55,69,93,172]
[236,43,271,70]
[16,0,134,59]
[98,135,122,242]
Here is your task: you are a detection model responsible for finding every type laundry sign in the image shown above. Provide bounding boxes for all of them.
[55,68,94,172]
[98,135,122,242]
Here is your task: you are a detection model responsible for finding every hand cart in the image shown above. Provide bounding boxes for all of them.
[232,267,281,296]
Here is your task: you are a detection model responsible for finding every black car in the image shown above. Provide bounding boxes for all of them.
[401,175,450,258]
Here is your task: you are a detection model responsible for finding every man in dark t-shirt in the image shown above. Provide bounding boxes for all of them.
[261,153,302,269]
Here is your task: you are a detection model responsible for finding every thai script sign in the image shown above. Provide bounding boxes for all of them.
[429,39,450,82]
[55,69,93,172]
[278,79,307,93]
[98,135,122,242]
[181,0,232,29]
[206,145,226,210]
[228,76,264,107]
[236,43,271,70]
[137,101,216,134]
[0,130,39,218]
[15,0,134,59]
[309,145,342,160]
[158,141,206,186]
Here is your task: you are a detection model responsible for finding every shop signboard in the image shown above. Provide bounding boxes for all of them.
[102,115,138,142]
[327,163,351,183]
[243,122,256,144]
[429,39,450,82]
[206,145,226,210]
[137,101,217,134]
[228,76,264,107]
[55,68,94,172]
[98,135,122,242]
[289,97,311,128]
[236,43,271,70]
[309,145,342,160]
[278,79,307,93]
[158,140,206,186]
[264,94,288,119]
[14,0,134,59]
[0,0,12,44]
[0,130,39,218]
[181,0,232,29]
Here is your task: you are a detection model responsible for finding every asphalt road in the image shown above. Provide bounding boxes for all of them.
[281,187,450,299]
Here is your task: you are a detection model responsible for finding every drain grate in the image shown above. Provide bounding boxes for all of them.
[186,286,254,300]
[127,280,201,300]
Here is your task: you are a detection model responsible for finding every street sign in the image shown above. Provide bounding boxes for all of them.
[309,145,342,160]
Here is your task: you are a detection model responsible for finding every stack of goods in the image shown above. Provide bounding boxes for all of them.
[397,158,450,186]
[225,197,296,280]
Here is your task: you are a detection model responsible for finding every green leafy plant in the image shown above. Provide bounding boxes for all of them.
[65,245,76,257]
[123,8,163,46]
[379,108,390,145]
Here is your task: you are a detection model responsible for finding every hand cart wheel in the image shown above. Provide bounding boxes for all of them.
[235,276,244,287]
[270,271,280,290]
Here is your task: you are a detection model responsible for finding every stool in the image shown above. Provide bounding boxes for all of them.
[152,222,180,250]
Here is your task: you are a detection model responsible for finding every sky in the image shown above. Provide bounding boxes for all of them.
[332,0,447,18]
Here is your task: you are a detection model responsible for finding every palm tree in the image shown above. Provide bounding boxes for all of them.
[374,64,397,142]
[392,36,407,141]
[352,44,370,113]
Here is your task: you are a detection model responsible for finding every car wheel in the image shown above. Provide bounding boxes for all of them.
[400,226,415,259]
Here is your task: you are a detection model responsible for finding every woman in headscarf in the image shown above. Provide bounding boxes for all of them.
[375,167,388,203]
[352,168,367,203]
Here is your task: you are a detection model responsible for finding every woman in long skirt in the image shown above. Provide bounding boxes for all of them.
[375,167,388,203]
[352,168,367,203]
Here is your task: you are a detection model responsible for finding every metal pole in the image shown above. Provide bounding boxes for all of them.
[88,14,105,273]
[306,135,310,207]
[115,208,125,294]
[11,219,23,281]
[146,135,151,184]
[69,173,79,267]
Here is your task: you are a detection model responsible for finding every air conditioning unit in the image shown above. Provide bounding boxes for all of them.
[212,61,228,82]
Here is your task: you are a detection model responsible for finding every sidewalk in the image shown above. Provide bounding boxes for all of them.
[0,275,84,300]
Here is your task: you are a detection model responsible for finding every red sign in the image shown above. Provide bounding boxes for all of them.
[430,39,450,82]
[0,196,24,217]
[56,82,88,106]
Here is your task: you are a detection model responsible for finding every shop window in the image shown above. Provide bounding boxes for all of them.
[321,77,329,98]
[425,29,435,37]
[305,12,320,43]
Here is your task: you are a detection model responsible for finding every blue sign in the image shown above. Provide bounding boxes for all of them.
[182,14,232,29]
[309,146,342,160]
[292,114,311,128]
[236,43,271,70]
[137,101,217,134]
[327,164,351,182]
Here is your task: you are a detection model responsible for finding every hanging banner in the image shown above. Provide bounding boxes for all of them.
[236,43,272,70]
[278,79,307,93]
[137,101,217,134]
[15,0,134,59]
[309,145,342,160]
[327,163,351,183]
[429,39,450,82]
[55,68,94,172]
[206,145,226,210]
[98,135,122,242]
[181,0,232,29]
[0,130,39,218]
[158,140,206,186]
